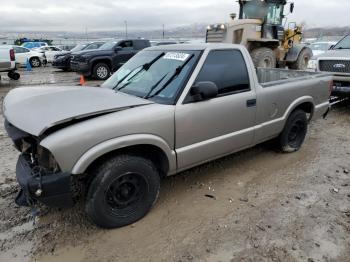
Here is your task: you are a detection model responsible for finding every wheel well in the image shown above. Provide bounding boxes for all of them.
[92,59,111,74]
[292,102,314,120]
[86,144,170,178]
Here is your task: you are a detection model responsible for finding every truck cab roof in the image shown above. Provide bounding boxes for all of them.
[146,43,244,51]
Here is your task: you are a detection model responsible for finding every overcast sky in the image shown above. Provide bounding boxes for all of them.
[0,0,349,32]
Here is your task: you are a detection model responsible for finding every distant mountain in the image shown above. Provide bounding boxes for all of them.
[1,24,349,43]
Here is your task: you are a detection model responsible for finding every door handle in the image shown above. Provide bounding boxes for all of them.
[246,99,257,107]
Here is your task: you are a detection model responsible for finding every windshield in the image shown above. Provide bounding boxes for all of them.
[99,41,118,50]
[102,50,201,104]
[71,44,88,52]
[241,0,267,19]
[310,43,331,51]
[266,4,284,25]
[333,35,350,49]
[240,1,283,25]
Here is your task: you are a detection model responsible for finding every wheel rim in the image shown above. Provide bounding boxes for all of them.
[302,56,310,70]
[106,173,147,210]
[262,58,272,68]
[31,58,40,67]
[288,120,306,146]
[97,66,108,79]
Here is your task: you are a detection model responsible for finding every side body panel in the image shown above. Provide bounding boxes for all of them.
[40,104,176,174]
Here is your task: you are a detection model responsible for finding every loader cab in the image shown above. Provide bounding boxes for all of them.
[239,0,286,40]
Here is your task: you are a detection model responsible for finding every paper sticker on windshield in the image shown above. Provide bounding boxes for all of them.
[163,52,190,61]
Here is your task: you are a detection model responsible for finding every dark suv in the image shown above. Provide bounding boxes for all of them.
[70,39,151,80]
[52,42,105,71]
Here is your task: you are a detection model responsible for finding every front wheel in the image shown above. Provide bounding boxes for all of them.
[289,48,313,70]
[85,155,160,229]
[279,110,308,153]
[93,63,111,80]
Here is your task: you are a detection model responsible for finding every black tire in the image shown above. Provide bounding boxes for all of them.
[289,48,313,70]
[250,47,277,68]
[279,110,308,153]
[85,155,160,229]
[93,63,111,80]
[30,57,41,67]
[8,71,20,80]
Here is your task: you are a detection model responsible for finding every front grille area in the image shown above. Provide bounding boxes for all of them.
[319,60,350,73]
[206,29,225,43]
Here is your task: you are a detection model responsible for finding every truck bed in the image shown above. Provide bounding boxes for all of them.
[257,68,331,87]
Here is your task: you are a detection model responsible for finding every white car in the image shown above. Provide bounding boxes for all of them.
[13,46,46,67]
[0,45,20,80]
[34,46,64,63]
[309,41,337,56]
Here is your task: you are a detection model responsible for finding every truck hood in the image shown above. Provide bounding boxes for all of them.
[3,86,153,136]
[313,49,350,59]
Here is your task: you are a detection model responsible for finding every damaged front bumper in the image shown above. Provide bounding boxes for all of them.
[16,154,74,208]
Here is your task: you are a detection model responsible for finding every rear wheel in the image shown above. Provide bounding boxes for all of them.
[30,57,41,67]
[8,71,20,80]
[279,110,308,153]
[250,47,277,68]
[289,48,313,70]
[93,63,110,80]
[85,155,160,228]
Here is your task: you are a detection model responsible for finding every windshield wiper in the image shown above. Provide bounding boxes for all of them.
[143,74,169,99]
[113,52,165,90]
[145,54,195,99]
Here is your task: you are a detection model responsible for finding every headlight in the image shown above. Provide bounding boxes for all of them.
[207,25,212,31]
[37,146,60,172]
[307,59,317,70]
[220,24,226,30]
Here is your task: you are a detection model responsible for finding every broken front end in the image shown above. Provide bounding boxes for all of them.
[4,120,76,208]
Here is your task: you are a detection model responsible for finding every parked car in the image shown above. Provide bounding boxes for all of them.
[34,46,64,63]
[0,45,20,80]
[309,41,337,56]
[13,46,46,67]
[3,44,332,228]
[57,44,76,51]
[70,39,151,80]
[21,42,48,49]
[52,42,105,71]
[308,34,350,97]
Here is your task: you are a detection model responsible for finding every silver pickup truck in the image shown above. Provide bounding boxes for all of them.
[3,44,332,228]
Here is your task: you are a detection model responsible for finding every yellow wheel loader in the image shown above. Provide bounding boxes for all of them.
[206,0,313,69]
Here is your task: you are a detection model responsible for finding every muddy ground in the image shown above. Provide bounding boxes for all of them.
[0,67,349,262]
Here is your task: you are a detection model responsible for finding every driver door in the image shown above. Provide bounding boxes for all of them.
[175,49,257,170]
[113,41,136,70]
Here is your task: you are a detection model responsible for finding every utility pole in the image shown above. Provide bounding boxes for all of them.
[124,21,128,39]
[85,26,88,41]
[162,24,165,39]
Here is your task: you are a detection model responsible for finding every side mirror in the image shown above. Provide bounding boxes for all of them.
[191,81,218,101]
[290,3,295,13]
[114,46,122,52]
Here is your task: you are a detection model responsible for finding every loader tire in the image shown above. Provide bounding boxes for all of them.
[250,47,276,68]
[289,48,313,70]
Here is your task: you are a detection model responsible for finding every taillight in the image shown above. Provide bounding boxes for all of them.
[10,49,15,61]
